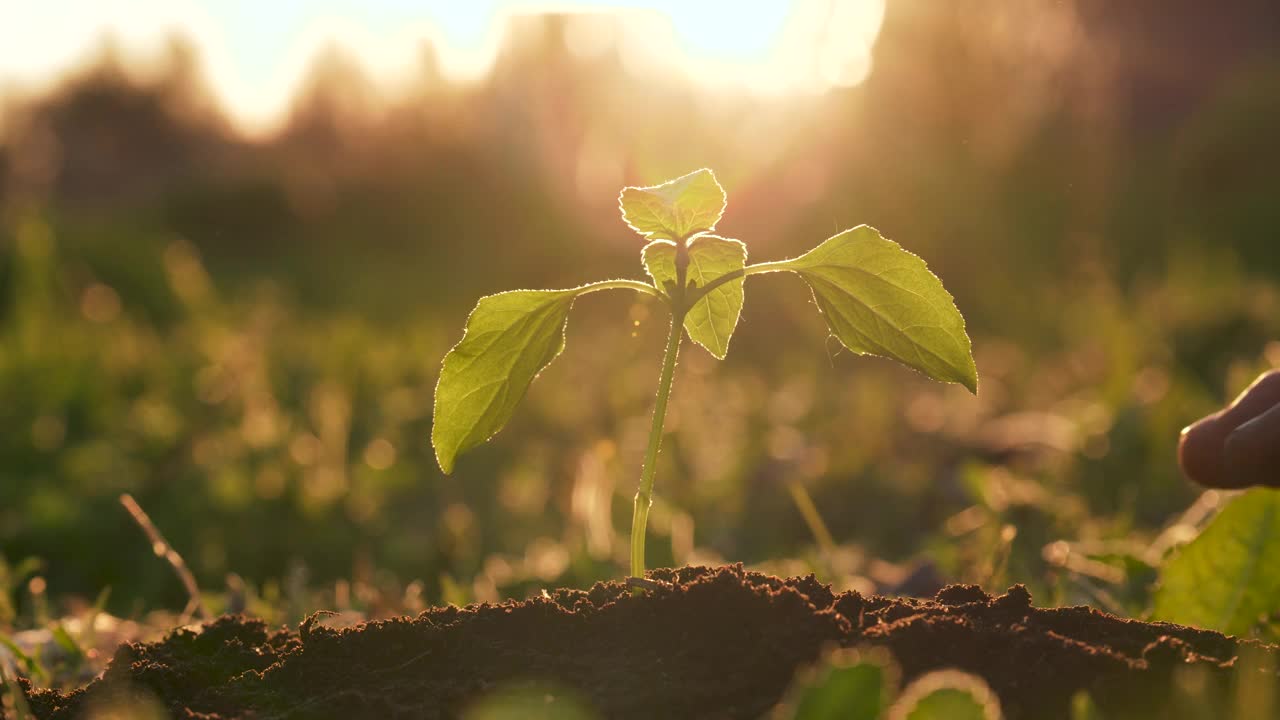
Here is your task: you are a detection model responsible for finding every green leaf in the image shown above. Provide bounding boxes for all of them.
[786,649,890,720]
[1152,489,1280,635]
[432,289,578,474]
[641,240,678,294]
[890,671,1002,720]
[619,168,726,241]
[684,236,747,359]
[642,235,746,359]
[774,225,978,393]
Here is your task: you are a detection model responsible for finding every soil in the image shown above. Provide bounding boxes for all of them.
[11,565,1279,720]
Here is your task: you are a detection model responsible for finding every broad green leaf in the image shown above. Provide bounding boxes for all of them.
[432,289,578,474]
[1152,489,1280,635]
[619,168,726,241]
[890,671,1002,720]
[775,225,978,393]
[643,235,746,359]
[786,649,891,720]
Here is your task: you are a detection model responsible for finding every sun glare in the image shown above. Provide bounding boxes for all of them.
[0,0,885,133]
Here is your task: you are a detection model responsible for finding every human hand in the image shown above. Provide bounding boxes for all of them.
[1178,369,1280,488]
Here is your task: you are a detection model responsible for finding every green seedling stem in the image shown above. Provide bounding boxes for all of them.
[631,301,686,579]
[629,242,691,579]
[431,169,977,584]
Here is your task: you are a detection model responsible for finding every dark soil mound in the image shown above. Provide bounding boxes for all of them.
[14,565,1278,719]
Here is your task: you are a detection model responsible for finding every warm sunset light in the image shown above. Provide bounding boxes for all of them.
[2,0,885,132]
[1,1,1278,717]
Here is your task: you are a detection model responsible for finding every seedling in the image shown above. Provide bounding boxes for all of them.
[432,169,977,579]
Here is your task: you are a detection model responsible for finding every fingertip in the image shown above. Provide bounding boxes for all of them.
[1178,415,1231,488]
[1224,402,1280,488]
[1180,371,1280,489]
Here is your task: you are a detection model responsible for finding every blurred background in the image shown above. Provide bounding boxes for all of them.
[0,0,1278,633]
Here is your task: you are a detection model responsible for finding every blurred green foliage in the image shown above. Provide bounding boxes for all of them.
[1153,489,1280,634]
[0,2,1277,634]
[779,649,1000,720]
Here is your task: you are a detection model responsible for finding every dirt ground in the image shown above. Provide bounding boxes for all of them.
[11,565,1278,719]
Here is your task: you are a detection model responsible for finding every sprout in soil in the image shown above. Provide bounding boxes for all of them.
[431,168,978,581]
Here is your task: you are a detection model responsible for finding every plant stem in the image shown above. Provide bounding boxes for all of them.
[743,259,794,275]
[578,278,664,299]
[631,305,685,579]
[681,258,796,306]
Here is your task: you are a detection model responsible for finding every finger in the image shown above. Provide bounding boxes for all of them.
[1225,400,1280,488]
[1179,369,1280,488]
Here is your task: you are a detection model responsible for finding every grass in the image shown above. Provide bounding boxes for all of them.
[1,202,1279,689]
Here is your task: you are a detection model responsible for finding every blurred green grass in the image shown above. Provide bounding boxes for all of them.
[1,197,1277,627]
[0,3,1278,646]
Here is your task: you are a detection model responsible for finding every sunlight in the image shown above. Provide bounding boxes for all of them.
[3,1,1280,714]
[0,0,885,133]
[657,0,886,94]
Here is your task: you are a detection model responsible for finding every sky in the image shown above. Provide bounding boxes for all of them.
[0,0,885,131]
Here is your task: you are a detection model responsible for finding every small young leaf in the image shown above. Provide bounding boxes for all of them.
[775,225,978,393]
[432,289,579,474]
[641,239,678,294]
[684,235,747,359]
[619,168,726,241]
[888,670,1002,720]
[1152,489,1280,635]
[643,235,746,359]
